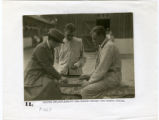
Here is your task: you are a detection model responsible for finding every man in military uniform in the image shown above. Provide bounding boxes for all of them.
[24,28,66,100]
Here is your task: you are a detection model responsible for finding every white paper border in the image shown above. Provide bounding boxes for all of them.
[2,1,158,120]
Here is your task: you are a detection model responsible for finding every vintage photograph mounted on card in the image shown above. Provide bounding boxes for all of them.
[23,13,135,101]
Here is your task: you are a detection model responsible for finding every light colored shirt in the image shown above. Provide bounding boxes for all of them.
[89,39,121,84]
[55,37,85,75]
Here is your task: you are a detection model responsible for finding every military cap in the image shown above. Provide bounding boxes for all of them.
[48,28,64,43]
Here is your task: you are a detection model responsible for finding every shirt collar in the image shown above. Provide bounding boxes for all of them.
[63,37,74,43]
[100,39,108,48]
[46,40,51,49]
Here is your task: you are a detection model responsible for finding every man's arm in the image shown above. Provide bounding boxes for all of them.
[54,47,60,64]
[34,47,61,80]
[89,44,114,83]
[74,40,86,68]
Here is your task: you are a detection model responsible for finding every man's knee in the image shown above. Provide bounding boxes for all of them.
[81,87,89,99]
[81,85,96,99]
[81,83,106,99]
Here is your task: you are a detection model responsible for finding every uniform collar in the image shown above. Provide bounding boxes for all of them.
[43,40,51,50]
[63,37,74,43]
[46,40,51,49]
[100,39,109,48]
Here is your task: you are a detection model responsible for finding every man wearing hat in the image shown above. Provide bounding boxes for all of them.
[24,28,66,100]
[81,26,121,99]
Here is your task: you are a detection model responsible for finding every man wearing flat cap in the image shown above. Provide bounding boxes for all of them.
[24,28,66,100]
[81,26,121,99]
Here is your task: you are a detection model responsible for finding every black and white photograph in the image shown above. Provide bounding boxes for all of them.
[23,13,135,101]
[2,1,158,119]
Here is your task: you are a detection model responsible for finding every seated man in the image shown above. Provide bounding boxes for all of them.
[55,23,85,76]
[24,28,66,100]
[81,26,121,99]
[105,28,115,42]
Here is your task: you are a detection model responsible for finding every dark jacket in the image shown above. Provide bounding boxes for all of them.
[24,41,61,87]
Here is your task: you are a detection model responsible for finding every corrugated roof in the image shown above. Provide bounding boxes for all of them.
[28,15,52,25]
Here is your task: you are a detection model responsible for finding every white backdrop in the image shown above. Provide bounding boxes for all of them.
[2,1,158,120]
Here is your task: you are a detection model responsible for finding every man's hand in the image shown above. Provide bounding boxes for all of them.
[59,76,68,84]
[79,74,90,80]
[74,62,80,67]
[81,80,89,87]
[71,62,80,69]
[71,65,78,69]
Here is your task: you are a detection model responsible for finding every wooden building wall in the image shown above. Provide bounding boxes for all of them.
[42,13,133,38]
[109,13,133,38]
[43,14,96,37]
[23,14,133,53]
